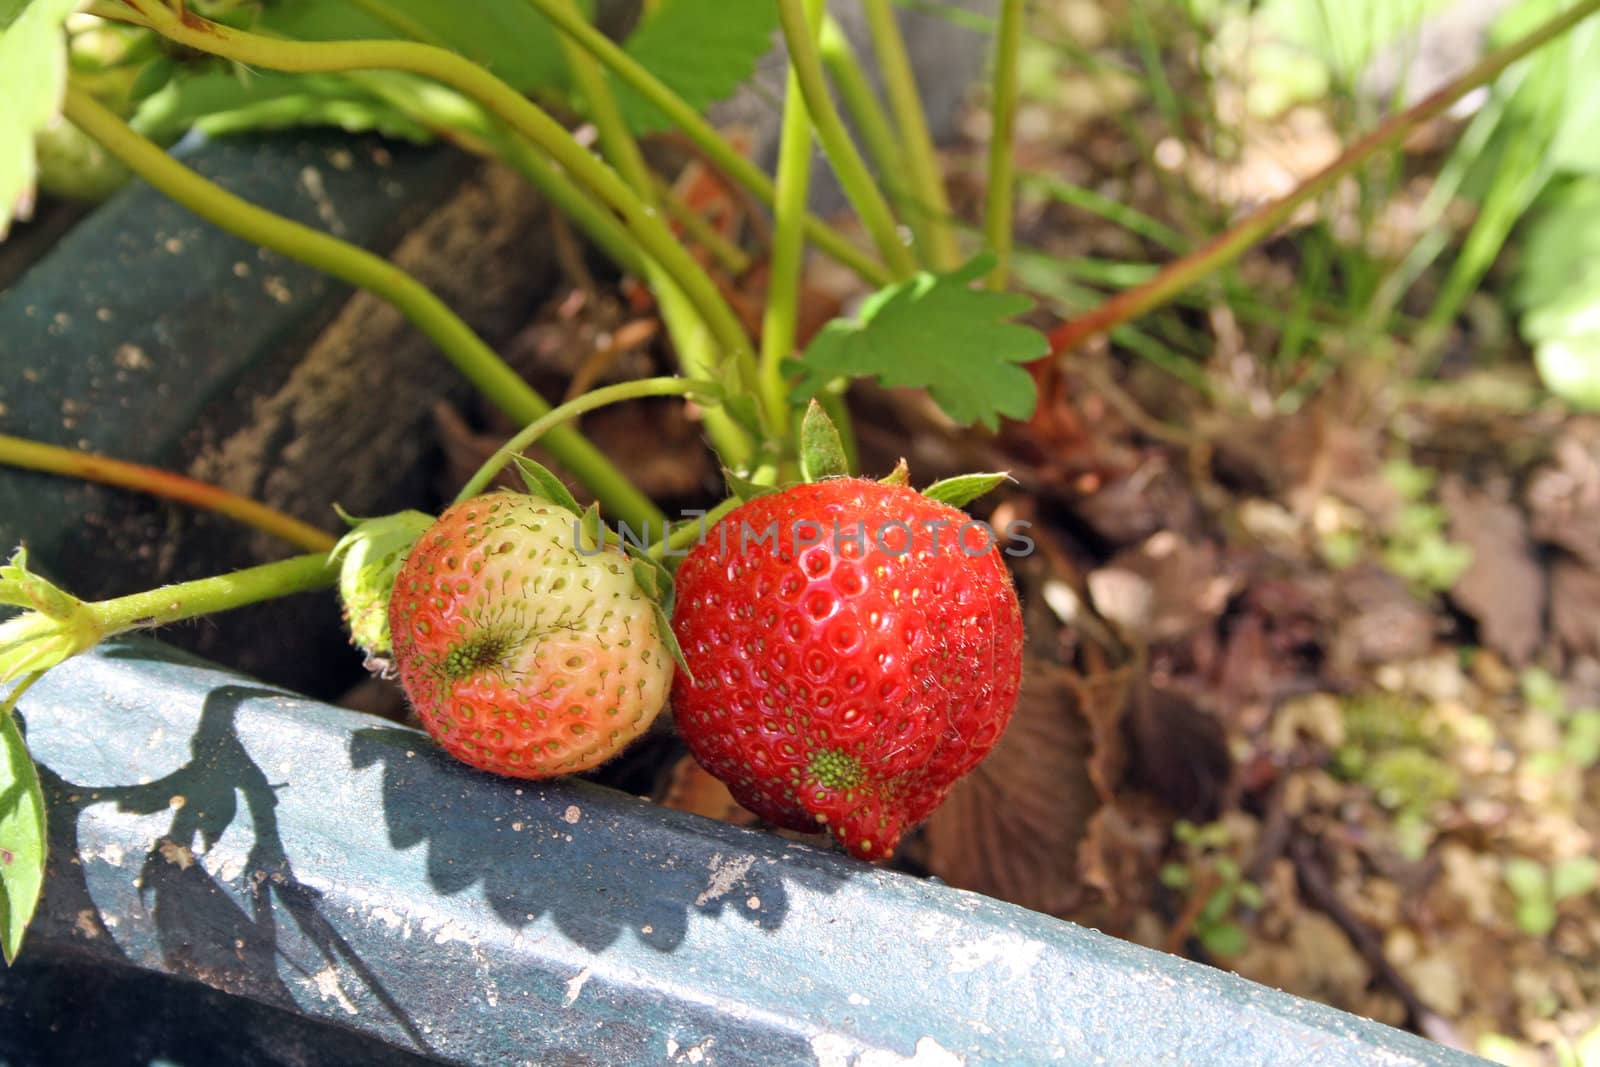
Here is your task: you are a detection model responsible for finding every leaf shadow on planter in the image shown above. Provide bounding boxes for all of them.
[348,725,814,954]
[31,682,439,1056]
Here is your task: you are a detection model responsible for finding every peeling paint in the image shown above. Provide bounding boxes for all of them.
[311,966,359,1015]
[812,1034,967,1067]
[947,933,1044,979]
[694,852,754,907]
[563,966,593,1007]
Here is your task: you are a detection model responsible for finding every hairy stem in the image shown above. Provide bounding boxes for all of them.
[97,1,757,400]
[63,85,664,533]
[515,0,892,286]
[456,377,722,504]
[93,553,336,635]
[548,0,756,464]
[0,433,335,553]
[760,0,824,438]
[1047,0,1600,355]
[777,0,917,278]
[862,0,960,269]
[984,0,1024,290]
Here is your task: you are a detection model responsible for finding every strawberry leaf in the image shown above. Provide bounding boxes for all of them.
[1,679,47,965]
[614,0,780,134]
[0,0,83,239]
[922,472,1013,509]
[799,400,850,482]
[512,455,584,517]
[787,256,1049,431]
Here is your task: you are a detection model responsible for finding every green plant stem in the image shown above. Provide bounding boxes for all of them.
[493,129,645,275]
[0,433,336,553]
[63,84,665,534]
[652,175,752,276]
[759,0,824,439]
[861,0,959,269]
[1046,0,1600,355]
[92,553,336,635]
[776,0,917,279]
[547,0,755,465]
[651,493,743,562]
[983,0,1023,290]
[514,0,891,287]
[818,17,917,241]
[456,377,721,504]
[97,1,758,403]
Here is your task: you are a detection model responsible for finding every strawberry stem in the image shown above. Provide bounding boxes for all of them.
[89,2,759,430]
[777,0,918,279]
[455,377,723,505]
[61,85,665,535]
[760,0,824,440]
[1045,0,1600,355]
[91,552,336,637]
[514,0,893,287]
[0,434,336,553]
[982,0,1024,291]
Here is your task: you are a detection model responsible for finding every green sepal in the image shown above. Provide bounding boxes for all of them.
[719,393,765,438]
[576,501,606,555]
[623,547,692,683]
[650,600,693,683]
[880,459,911,486]
[329,509,434,664]
[723,467,778,503]
[0,549,101,686]
[511,455,583,517]
[799,399,850,482]
[921,472,1013,509]
[1,676,47,965]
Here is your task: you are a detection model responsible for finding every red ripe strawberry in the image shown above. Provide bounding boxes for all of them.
[388,491,674,777]
[670,478,1024,859]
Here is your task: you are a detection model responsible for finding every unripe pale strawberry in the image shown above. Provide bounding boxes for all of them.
[388,491,673,777]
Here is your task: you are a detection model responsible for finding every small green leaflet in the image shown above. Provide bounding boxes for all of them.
[921,472,1013,509]
[0,0,83,239]
[613,0,780,133]
[625,548,692,680]
[722,467,778,503]
[798,400,850,482]
[512,455,584,517]
[1,676,48,965]
[787,256,1049,431]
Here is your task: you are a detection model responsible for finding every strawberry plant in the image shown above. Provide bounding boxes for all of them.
[1,0,1598,976]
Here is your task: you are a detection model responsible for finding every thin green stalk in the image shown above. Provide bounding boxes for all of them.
[344,0,450,47]
[1047,0,1600,354]
[776,0,917,279]
[984,0,1024,290]
[493,128,645,275]
[514,0,892,287]
[0,433,335,553]
[861,0,959,269]
[760,0,824,438]
[653,175,752,276]
[651,493,743,562]
[93,553,336,634]
[818,17,925,251]
[457,377,721,504]
[548,0,755,464]
[62,84,663,534]
[98,1,758,404]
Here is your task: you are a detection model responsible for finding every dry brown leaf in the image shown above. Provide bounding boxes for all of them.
[1087,532,1237,643]
[1442,477,1546,667]
[1527,422,1600,569]
[1329,564,1437,676]
[922,657,1102,916]
[1550,557,1600,661]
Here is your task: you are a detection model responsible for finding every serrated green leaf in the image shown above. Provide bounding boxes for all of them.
[788,256,1049,430]
[256,0,582,94]
[0,0,83,238]
[614,0,779,133]
[1,680,47,965]
[921,472,1013,509]
[511,455,584,516]
[132,68,436,144]
[799,400,850,482]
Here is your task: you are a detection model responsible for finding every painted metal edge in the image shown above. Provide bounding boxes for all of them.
[14,639,1489,1067]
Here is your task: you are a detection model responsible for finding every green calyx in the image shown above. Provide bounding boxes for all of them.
[0,548,103,686]
[331,509,434,664]
[807,748,866,791]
